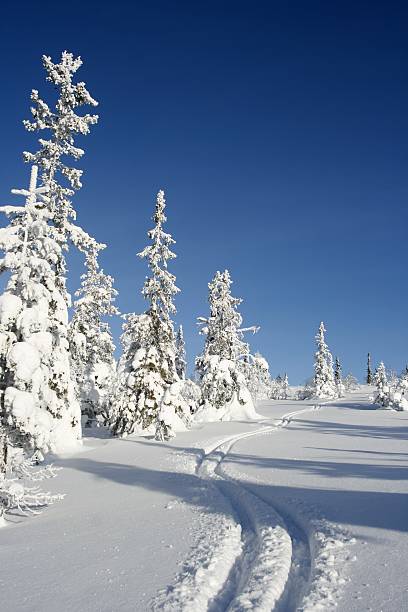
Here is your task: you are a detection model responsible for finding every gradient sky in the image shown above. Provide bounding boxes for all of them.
[0,1,407,382]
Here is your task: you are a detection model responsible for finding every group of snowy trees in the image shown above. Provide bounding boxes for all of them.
[371,361,408,411]
[0,52,104,513]
[0,52,285,511]
[362,350,408,411]
[0,51,383,516]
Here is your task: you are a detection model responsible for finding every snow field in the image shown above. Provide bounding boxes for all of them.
[154,406,324,611]
[2,390,407,612]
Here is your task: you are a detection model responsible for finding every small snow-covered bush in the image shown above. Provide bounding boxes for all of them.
[0,444,63,520]
[343,373,359,392]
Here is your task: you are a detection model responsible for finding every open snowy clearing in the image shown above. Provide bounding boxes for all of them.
[1,388,407,611]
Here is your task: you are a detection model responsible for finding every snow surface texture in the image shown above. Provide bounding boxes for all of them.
[154,405,343,612]
[1,389,407,611]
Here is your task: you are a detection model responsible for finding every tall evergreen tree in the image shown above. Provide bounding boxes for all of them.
[69,245,119,425]
[366,353,373,384]
[334,356,345,397]
[334,357,341,383]
[313,322,337,399]
[280,373,289,399]
[195,270,258,418]
[374,361,387,388]
[373,361,391,407]
[0,52,98,463]
[111,191,189,441]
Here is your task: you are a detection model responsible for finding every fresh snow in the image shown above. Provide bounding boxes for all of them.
[1,388,407,611]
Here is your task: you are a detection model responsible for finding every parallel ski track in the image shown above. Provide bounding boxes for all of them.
[196,405,320,612]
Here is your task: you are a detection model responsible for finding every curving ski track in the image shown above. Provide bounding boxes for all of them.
[154,405,322,612]
[198,407,318,612]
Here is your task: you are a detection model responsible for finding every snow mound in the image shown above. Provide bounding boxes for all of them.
[194,390,260,423]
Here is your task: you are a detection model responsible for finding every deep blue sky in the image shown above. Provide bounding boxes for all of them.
[0,1,407,382]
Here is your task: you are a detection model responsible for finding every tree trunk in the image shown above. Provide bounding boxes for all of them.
[0,427,8,477]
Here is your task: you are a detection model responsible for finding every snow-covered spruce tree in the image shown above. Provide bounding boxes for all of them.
[312,322,337,399]
[279,373,289,399]
[366,353,373,384]
[111,191,190,441]
[270,373,290,400]
[69,245,119,426]
[374,362,387,388]
[174,325,201,412]
[344,373,359,392]
[175,325,187,380]
[0,52,98,462]
[180,378,201,414]
[195,270,259,421]
[243,353,272,401]
[387,369,408,411]
[373,361,392,408]
[334,356,345,397]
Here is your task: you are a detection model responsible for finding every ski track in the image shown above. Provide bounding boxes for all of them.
[154,404,352,612]
[201,407,317,612]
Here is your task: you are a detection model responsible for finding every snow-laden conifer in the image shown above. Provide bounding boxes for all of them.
[243,353,272,401]
[374,362,387,389]
[195,270,259,421]
[69,245,119,425]
[312,322,337,399]
[373,362,391,408]
[279,373,290,399]
[0,52,98,462]
[270,373,290,400]
[111,191,190,440]
[373,364,408,411]
[366,353,373,384]
[343,373,359,392]
[275,372,289,399]
[334,356,345,397]
[180,378,201,414]
[387,370,408,411]
[175,325,187,380]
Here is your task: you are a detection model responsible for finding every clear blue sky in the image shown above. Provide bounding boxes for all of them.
[0,1,407,383]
